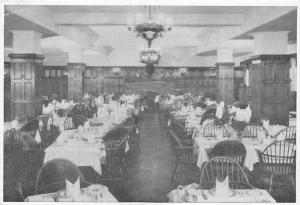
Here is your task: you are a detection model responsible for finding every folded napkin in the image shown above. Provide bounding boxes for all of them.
[39,119,44,130]
[66,177,81,198]
[47,117,52,131]
[215,176,230,197]
[84,120,91,132]
[35,130,41,144]
[11,119,19,128]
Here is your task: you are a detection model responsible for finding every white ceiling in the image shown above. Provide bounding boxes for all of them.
[4,5,297,66]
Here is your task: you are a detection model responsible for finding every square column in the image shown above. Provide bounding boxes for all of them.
[241,55,290,125]
[216,62,235,103]
[67,63,85,102]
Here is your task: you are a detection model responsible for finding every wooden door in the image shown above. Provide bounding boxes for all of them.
[11,61,36,118]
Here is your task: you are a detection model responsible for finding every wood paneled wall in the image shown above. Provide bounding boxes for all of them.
[84,67,125,94]
[9,54,44,119]
[241,55,290,125]
[43,66,68,98]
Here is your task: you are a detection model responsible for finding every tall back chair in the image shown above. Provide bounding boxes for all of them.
[102,133,128,180]
[4,128,20,151]
[4,128,23,167]
[275,126,296,144]
[241,124,267,138]
[256,140,296,194]
[199,157,253,190]
[208,140,247,167]
[203,124,230,138]
[63,117,75,130]
[34,158,86,195]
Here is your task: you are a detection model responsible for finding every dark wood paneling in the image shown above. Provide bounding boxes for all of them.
[68,63,85,101]
[241,55,290,125]
[43,66,68,98]
[216,63,234,103]
[9,54,44,119]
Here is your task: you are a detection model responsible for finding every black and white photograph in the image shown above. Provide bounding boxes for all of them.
[2,0,299,203]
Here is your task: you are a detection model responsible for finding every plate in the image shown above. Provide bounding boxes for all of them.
[208,188,236,198]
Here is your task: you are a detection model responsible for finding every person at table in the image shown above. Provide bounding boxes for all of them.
[231,103,252,136]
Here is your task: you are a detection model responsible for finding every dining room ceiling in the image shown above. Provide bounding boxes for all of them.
[4,5,297,66]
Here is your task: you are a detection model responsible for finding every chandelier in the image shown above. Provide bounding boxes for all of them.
[128,6,172,47]
[128,6,172,77]
[139,48,161,64]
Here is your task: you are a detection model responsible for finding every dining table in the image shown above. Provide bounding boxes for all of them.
[44,114,130,176]
[25,184,118,202]
[167,187,276,203]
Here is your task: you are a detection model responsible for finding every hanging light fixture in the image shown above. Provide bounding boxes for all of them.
[128,6,172,48]
[128,6,172,77]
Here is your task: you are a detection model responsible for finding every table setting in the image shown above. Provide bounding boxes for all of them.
[194,126,278,171]
[167,177,276,203]
[25,177,118,202]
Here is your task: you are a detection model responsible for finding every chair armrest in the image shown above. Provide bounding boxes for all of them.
[255,149,263,162]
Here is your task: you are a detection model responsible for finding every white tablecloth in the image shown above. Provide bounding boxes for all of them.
[167,188,276,203]
[44,114,130,175]
[194,136,276,171]
[44,136,104,175]
[25,184,118,202]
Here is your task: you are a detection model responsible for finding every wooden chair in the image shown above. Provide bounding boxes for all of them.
[101,135,128,180]
[241,124,267,138]
[274,126,296,144]
[203,124,230,138]
[34,158,86,194]
[4,128,23,169]
[171,135,199,186]
[63,117,75,130]
[255,140,296,194]
[199,157,253,190]
[200,114,218,125]
[207,140,247,167]
[20,119,39,132]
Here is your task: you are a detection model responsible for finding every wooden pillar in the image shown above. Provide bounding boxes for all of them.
[9,54,44,119]
[67,63,85,102]
[216,62,235,103]
[241,55,290,125]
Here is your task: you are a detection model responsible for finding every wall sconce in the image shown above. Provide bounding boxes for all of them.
[112,67,121,75]
[63,69,68,76]
[179,67,188,76]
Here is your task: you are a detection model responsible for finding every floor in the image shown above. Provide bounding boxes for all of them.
[3,110,296,202]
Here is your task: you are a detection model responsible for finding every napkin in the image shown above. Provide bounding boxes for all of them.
[78,125,84,133]
[39,119,44,130]
[66,177,81,198]
[35,130,41,144]
[215,176,230,197]
[167,118,171,127]
[84,120,91,132]
[11,119,19,127]
[47,117,52,131]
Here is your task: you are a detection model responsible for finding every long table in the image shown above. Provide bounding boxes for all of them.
[44,116,129,176]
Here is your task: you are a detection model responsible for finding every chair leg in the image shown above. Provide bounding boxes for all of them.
[171,163,179,185]
[289,175,295,192]
[269,174,274,194]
